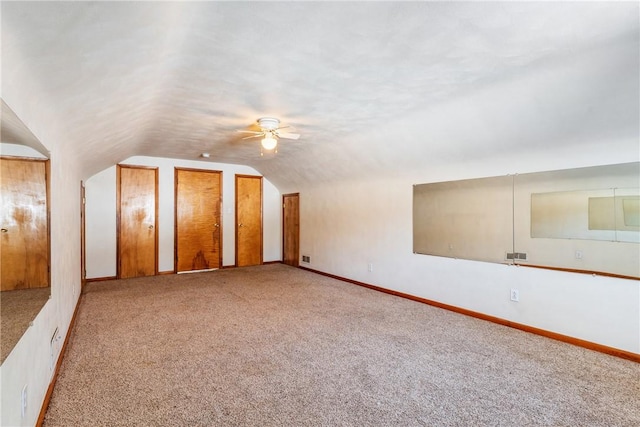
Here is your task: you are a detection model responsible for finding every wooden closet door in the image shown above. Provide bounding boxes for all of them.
[117,165,158,278]
[0,157,49,290]
[235,175,262,267]
[175,168,222,272]
[283,193,300,267]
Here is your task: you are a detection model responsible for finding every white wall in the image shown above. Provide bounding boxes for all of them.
[299,169,640,355]
[84,166,117,278]
[1,144,82,427]
[85,156,282,278]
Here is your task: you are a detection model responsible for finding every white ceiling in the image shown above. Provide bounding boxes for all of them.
[0,100,49,154]
[1,1,638,191]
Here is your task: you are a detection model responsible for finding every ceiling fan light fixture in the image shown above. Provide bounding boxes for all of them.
[261,135,278,150]
[257,117,280,130]
[236,117,298,154]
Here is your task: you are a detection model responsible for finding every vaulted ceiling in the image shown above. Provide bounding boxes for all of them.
[2,2,638,192]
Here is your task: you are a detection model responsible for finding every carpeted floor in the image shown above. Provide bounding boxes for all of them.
[1,287,50,363]
[44,264,639,426]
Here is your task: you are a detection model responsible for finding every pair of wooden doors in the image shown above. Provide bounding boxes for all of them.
[118,166,264,276]
[118,166,223,276]
[178,172,263,270]
[0,157,50,290]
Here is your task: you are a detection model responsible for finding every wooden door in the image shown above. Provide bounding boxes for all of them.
[236,175,262,267]
[175,168,222,272]
[0,157,50,291]
[283,193,300,267]
[117,165,158,278]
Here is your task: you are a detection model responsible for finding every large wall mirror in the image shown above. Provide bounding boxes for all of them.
[413,163,640,279]
[0,99,51,364]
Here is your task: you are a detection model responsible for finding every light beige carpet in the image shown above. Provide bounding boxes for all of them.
[1,287,50,363]
[44,264,639,426]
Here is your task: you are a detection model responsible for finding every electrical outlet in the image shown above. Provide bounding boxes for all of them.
[301,255,310,263]
[510,289,520,302]
[575,250,583,259]
[368,263,373,272]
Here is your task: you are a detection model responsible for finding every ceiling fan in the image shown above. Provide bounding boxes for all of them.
[236,117,300,154]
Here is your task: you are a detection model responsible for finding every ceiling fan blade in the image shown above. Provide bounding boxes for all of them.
[277,132,300,140]
[242,134,263,140]
[236,130,263,135]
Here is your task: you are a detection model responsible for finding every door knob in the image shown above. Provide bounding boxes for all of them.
[238,223,244,228]
[214,223,219,228]
[148,225,154,230]
[1,228,7,233]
